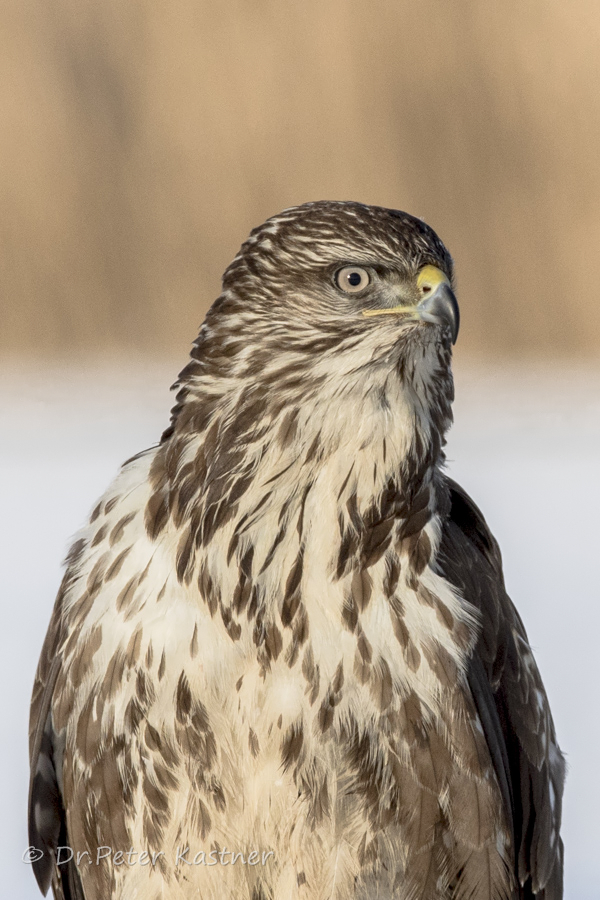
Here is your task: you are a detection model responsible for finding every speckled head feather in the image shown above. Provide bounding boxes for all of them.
[196,200,453,350]
[29,201,563,900]
[163,202,457,479]
[224,201,453,299]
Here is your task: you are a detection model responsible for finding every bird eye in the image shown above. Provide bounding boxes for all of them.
[335,266,370,293]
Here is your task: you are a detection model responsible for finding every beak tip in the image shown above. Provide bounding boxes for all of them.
[417,283,460,345]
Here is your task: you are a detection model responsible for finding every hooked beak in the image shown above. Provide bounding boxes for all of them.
[415,282,460,344]
[362,266,460,345]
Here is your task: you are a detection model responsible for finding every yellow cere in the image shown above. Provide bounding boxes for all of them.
[416,265,449,291]
[362,265,449,318]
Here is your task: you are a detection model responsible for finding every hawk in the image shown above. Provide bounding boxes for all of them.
[29,201,565,900]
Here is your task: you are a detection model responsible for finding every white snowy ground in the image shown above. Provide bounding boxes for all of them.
[1,357,598,899]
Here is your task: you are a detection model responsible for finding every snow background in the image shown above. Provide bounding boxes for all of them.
[2,358,598,899]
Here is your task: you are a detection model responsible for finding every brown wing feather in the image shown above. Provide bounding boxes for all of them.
[437,477,565,899]
[29,557,86,900]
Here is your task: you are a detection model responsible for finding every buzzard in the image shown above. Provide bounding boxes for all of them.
[29,201,565,900]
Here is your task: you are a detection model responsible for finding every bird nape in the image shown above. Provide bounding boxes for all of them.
[29,201,564,900]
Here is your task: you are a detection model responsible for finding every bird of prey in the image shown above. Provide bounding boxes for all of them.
[29,201,565,900]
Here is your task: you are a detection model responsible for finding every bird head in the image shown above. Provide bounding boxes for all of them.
[220,200,458,353]
[161,202,460,521]
[169,201,459,470]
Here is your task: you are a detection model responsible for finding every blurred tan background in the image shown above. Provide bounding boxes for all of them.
[1,0,599,359]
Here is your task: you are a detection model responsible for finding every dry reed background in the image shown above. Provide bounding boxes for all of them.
[1,0,599,358]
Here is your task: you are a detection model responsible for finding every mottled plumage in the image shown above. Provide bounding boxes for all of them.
[29,201,564,900]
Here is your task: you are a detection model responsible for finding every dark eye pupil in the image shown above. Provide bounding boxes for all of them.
[348,271,362,286]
